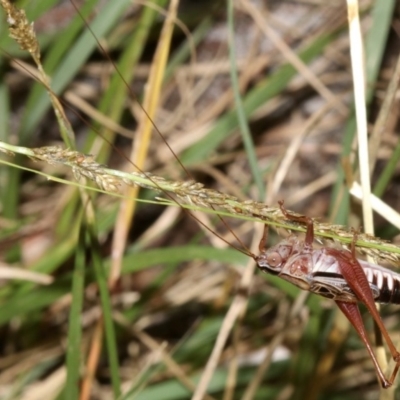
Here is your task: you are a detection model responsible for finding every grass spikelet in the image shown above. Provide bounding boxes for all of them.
[1,139,400,262]
[0,0,40,62]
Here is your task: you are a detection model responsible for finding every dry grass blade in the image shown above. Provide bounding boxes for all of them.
[346,2,396,398]
[110,0,180,286]
[347,0,373,236]
[0,262,53,284]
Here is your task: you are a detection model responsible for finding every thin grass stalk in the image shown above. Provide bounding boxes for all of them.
[227,0,264,199]
[80,319,103,400]
[219,3,266,394]
[347,0,373,236]
[80,0,168,161]
[372,53,400,197]
[110,0,178,287]
[17,0,132,142]
[374,139,400,199]
[347,2,394,397]
[330,0,396,224]
[65,219,86,399]
[2,141,400,262]
[368,56,400,176]
[0,83,10,206]
[88,223,121,398]
[22,0,99,116]
[192,295,247,400]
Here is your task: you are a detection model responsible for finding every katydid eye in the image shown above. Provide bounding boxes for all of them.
[267,252,282,267]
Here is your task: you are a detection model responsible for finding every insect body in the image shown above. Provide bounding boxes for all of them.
[255,201,400,388]
[257,233,400,304]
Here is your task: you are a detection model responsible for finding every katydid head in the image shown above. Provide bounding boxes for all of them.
[255,238,296,275]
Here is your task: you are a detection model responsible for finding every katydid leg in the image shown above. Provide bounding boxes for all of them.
[335,301,392,388]
[278,201,314,250]
[333,235,400,387]
[258,225,268,253]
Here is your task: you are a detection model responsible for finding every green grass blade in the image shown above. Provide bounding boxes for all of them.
[373,139,400,198]
[0,277,72,326]
[365,1,396,89]
[227,0,265,199]
[65,219,86,399]
[88,224,121,398]
[0,83,10,208]
[121,245,248,273]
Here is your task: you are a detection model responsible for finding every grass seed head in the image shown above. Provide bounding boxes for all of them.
[0,0,40,61]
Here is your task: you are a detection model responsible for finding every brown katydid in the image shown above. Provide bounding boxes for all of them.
[255,201,400,388]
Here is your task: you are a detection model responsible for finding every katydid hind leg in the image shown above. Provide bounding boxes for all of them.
[335,301,392,388]
[336,250,400,369]
[349,233,400,366]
